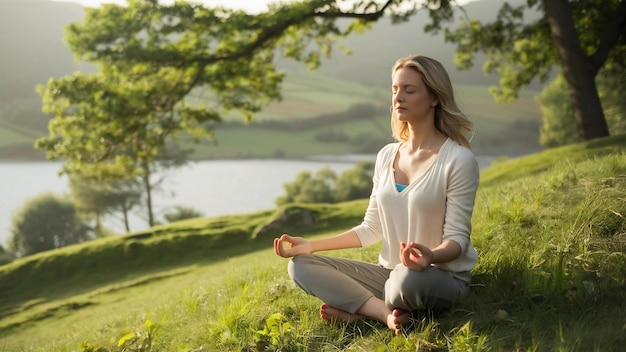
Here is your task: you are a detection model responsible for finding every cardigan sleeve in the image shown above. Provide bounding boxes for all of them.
[441,146,480,253]
[352,143,396,247]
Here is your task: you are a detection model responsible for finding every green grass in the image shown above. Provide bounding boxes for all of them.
[0,135,626,351]
[188,126,361,159]
[2,135,623,351]
[183,81,543,160]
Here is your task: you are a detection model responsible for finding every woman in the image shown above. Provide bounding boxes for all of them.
[274,54,479,335]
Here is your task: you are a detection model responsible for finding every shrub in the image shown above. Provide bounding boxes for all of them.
[8,193,90,256]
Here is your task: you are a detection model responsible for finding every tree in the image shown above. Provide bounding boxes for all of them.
[276,169,337,205]
[9,194,90,256]
[139,142,194,226]
[334,161,374,202]
[69,142,194,230]
[446,0,626,142]
[69,175,142,233]
[276,162,375,205]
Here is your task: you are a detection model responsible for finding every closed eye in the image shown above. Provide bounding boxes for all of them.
[392,84,417,94]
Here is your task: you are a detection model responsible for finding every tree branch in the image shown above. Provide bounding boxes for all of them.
[197,0,395,65]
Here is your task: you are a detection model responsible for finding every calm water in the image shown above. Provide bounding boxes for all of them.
[0,159,362,245]
[0,155,494,246]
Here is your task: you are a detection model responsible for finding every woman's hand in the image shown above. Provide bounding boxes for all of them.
[400,242,433,271]
[274,234,313,258]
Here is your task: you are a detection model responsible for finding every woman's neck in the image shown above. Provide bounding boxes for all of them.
[405,127,445,152]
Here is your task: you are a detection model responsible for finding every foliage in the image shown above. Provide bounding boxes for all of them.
[538,66,626,147]
[276,161,374,205]
[0,244,14,266]
[36,65,216,180]
[253,312,294,350]
[334,161,375,202]
[598,60,626,134]
[536,73,578,147]
[277,168,337,205]
[69,175,142,234]
[163,206,204,223]
[77,319,157,352]
[8,193,90,256]
[116,319,156,352]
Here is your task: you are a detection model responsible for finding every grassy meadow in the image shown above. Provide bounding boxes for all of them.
[0,72,542,161]
[185,74,543,159]
[1,134,624,351]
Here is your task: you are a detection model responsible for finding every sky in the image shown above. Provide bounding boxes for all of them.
[51,0,274,12]
[50,0,476,13]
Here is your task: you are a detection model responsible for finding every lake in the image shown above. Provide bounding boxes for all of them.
[0,155,494,246]
[0,158,367,246]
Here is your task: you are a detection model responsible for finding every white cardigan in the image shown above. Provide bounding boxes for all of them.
[353,138,479,282]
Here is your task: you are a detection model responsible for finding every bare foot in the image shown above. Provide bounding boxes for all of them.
[319,303,365,323]
[386,308,412,335]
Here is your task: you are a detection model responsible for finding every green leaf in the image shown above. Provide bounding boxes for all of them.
[117,332,136,347]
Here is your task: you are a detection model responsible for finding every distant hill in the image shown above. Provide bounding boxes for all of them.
[0,0,533,100]
[274,0,537,88]
[0,0,94,101]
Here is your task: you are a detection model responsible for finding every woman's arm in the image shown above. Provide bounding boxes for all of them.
[274,229,362,258]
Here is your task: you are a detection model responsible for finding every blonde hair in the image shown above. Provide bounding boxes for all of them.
[390,55,474,148]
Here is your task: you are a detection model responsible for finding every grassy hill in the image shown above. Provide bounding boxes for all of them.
[0,134,624,351]
[155,74,543,159]
[0,71,544,161]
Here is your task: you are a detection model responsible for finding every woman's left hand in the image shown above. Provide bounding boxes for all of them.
[400,242,433,271]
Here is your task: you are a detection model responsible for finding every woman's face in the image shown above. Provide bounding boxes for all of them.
[391,67,438,124]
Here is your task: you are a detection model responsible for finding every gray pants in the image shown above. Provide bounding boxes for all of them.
[288,254,469,314]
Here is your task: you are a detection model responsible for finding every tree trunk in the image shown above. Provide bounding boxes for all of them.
[143,171,155,227]
[544,0,610,140]
[122,204,131,233]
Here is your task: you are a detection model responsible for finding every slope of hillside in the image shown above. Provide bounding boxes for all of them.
[0,134,624,351]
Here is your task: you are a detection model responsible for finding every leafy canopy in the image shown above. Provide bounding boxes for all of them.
[445,0,626,103]
[36,0,452,180]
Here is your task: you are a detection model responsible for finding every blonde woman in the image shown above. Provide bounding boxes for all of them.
[274,55,479,335]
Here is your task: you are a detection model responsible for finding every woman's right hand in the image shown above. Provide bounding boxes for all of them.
[274,234,313,258]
